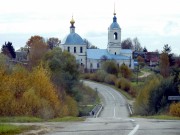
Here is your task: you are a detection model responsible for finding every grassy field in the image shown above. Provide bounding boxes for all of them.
[0,116,85,123]
[0,116,43,123]
[0,124,37,135]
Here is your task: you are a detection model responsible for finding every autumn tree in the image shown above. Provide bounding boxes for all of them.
[47,37,61,50]
[0,54,8,68]
[0,64,68,118]
[137,56,145,68]
[27,35,48,67]
[121,38,133,49]
[119,63,132,79]
[1,42,16,58]
[134,75,162,115]
[160,52,169,78]
[163,44,175,66]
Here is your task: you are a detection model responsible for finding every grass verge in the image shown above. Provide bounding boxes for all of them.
[133,115,180,120]
[0,124,37,135]
[0,116,43,123]
[48,116,85,122]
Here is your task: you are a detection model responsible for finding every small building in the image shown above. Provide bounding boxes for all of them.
[145,52,159,66]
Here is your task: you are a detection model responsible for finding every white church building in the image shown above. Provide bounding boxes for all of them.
[60,11,134,71]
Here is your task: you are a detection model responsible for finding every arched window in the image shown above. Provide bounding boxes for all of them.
[80,47,83,53]
[114,32,118,40]
[97,63,100,68]
[74,47,76,53]
[67,47,70,52]
[115,52,116,55]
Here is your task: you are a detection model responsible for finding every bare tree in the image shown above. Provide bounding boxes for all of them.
[121,38,133,49]
[133,37,142,51]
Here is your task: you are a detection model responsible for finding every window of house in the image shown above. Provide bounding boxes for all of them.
[67,47,70,52]
[114,32,118,40]
[97,63,100,68]
[90,63,93,68]
[74,47,76,53]
[80,47,83,53]
[115,52,116,55]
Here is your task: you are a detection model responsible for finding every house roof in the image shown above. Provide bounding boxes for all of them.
[87,49,130,60]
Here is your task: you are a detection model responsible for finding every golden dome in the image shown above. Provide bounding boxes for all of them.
[70,16,75,24]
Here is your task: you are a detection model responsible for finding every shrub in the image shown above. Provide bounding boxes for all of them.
[120,78,131,92]
[95,70,107,82]
[102,61,118,76]
[65,96,79,116]
[134,75,162,115]
[119,64,132,79]
[104,74,117,85]
[115,79,121,88]
[169,102,180,117]
[81,73,91,79]
[89,73,97,81]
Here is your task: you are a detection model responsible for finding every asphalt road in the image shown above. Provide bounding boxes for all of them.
[43,81,180,135]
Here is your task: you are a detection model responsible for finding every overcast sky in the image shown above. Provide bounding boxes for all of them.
[0,0,180,55]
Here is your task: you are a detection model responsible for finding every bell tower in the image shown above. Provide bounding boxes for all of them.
[107,7,121,55]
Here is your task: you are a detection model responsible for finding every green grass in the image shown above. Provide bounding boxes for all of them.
[133,115,180,120]
[131,82,144,86]
[0,124,36,135]
[48,116,85,122]
[0,116,43,123]
[0,116,85,123]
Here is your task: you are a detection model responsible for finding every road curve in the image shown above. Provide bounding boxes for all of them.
[44,81,180,135]
[44,81,137,135]
[84,80,129,118]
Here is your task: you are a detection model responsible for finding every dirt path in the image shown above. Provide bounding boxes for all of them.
[138,71,151,78]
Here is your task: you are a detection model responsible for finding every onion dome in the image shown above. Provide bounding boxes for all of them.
[62,16,85,45]
[110,11,120,29]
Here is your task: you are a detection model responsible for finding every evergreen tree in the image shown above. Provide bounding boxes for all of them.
[163,44,175,66]
[143,47,148,52]
[1,42,16,58]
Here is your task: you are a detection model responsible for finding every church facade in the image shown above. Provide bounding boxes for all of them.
[60,12,134,71]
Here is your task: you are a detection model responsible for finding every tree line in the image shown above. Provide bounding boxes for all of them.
[0,35,98,119]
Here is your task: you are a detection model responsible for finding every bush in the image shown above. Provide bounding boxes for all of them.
[95,70,107,82]
[89,73,97,81]
[0,65,66,119]
[115,79,121,88]
[134,75,162,115]
[169,102,180,117]
[81,73,91,79]
[120,78,131,92]
[102,61,118,76]
[104,74,117,85]
[119,64,132,79]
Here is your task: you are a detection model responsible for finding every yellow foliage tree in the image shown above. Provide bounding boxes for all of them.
[134,75,161,115]
[169,102,180,117]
